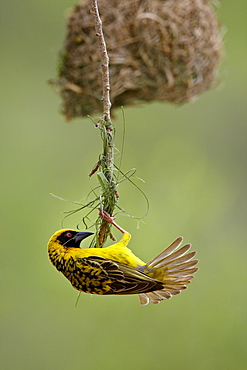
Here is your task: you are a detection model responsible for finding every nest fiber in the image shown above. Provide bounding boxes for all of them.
[52,0,222,118]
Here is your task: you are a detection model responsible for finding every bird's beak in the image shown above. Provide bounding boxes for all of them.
[74,231,94,243]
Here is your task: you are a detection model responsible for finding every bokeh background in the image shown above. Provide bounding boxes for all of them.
[1,1,246,369]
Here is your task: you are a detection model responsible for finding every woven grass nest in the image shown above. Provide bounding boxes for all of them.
[52,0,222,119]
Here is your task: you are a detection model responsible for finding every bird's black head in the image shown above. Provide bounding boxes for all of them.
[57,230,93,248]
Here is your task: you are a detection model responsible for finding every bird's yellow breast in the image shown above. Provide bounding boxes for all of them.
[48,230,146,269]
[48,242,145,269]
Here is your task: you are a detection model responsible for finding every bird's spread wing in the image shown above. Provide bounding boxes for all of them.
[138,237,199,305]
[75,256,163,295]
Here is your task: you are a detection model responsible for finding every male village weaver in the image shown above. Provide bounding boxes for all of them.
[47,209,198,305]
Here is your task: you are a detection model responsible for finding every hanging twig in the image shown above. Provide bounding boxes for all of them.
[91,0,117,246]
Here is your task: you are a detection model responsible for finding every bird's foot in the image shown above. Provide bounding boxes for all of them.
[98,208,125,234]
[98,208,116,223]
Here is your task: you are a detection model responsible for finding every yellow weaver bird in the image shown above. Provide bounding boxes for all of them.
[47,209,198,305]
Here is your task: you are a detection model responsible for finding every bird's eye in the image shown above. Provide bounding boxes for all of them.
[66,232,73,238]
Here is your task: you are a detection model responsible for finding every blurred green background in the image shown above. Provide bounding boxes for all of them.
[1,1,246,369]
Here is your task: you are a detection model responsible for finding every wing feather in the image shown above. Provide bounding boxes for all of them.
[148,237,183,266]
[151,244,192,268]
[138,237,198,305]
[78,256,163,296]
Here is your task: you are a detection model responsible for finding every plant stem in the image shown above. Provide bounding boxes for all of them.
[91,0,118,246]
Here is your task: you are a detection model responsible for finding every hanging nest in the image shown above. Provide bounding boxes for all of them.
[51,0,222,119]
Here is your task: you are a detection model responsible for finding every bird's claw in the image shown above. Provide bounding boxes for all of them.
[98,208,116,224]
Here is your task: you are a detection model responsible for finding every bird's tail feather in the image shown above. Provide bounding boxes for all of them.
[138,237,198,306]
